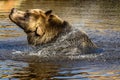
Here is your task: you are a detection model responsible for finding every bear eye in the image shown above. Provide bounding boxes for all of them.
[49,15,53,18]
[24,13,30,18]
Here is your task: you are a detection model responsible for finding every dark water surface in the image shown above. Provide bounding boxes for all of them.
[0,0,120,80]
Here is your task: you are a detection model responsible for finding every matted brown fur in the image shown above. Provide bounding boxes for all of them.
[9,8,97,54]
[9,8,66,45]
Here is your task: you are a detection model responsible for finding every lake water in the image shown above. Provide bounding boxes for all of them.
[0,0,120,80]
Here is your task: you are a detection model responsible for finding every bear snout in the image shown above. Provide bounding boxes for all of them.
[10,8,17,15]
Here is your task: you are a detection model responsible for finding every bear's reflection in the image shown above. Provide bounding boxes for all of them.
[11,62,60,80]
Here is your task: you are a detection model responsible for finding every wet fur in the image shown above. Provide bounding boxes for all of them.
[9,8,97,54]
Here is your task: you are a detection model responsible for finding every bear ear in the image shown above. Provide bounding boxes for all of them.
[45,10,52,16]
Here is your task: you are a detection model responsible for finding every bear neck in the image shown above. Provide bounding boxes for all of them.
[38,21,72,45]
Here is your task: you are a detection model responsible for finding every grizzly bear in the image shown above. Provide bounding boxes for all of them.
[9,8,97,54]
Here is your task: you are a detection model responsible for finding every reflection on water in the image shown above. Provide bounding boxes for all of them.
[0,60,28,80]
[4,60,120,80]
[0,0,23,12]
[0,0,120,80]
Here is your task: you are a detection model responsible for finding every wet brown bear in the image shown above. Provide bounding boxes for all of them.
[9,8,97,54]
